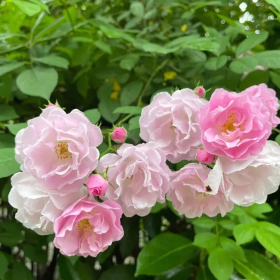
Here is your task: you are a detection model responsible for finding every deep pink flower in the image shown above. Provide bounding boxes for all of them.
[87,174,108,197]
[196,148,215,165]
[54,197,123,257]
[195,86,206,98]
[197,88,272,161]
[111,127,127,143]
[15,107,103,193]
[167,163,233,218]
[242,83,280,128]
[139,89,207,163]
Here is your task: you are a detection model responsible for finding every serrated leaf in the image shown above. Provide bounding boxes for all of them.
[135,232,197,276]
[99,99,120,123]
[192,217,215,229]
[193,232,219,250]
[0,148,20,178]
[208,248,233,280]
[84,109,101,124]
[205,55,228,70]
[6,123,27,135]
[229,56,258,74]
[120,80,143,106]
[120,54,140,71]
[233,224,256,245]
[16,67,58,100]
[34,56,69,69]
[113,106,142,115]
[13,0,41,16]
[0,62,25,77]
[236,32,268,57]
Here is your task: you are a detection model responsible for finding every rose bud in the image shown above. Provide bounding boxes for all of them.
[195,86,206,98]
[112,127,127,143]
[87,174,109,197]
[196,148,215,165]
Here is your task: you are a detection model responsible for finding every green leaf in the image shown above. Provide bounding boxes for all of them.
[6,123,27,135]
[236,32,269,57]
[193,232,219,250]
[4,263,33,280]
[151,202,164,214]
[205,55,228,70]
[94,40,112,54]
[2,181,12,202]
[0,74,13,99]
[130,2,144,18]
[99,99,120,123]
[254,50,280,69]
[218,220,236,231]
[120,80,143,106]
[155,264,193,280]
[258,222,280,236]
[270,71,280,88]
[0,134,15,149]
[100,265,136,280]
[97,82,114,101]
[23,244,48,264]
[233,224,256,245]
[255,229,280,258]
[234,249,280,280]
[264,0,280,12]
[16,67,58,100]
[0,221,24,246]
[113,106,142,115]
[0,62,25,77]
[0,252,8,279]
[208,248,233,280]
[0,105,19,121]
[192,217,215,229]
[135,232,197,276]
[219,236,247,262]
[13,0,41,16]
[97,242,117,264]
[0,148,20,178]
[34,56,69,69]
[245,203,272,218]
[120,54,140,71]
[84,109,101,124]
[129,116,140,130]
[144,9,157,20]
[229,56,258,74]
[240,70,270,91]
[58,255,81,280]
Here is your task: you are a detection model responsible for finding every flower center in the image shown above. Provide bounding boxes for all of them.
[55,141,72,160]
[220,112,243,134]
[77,219,93,234]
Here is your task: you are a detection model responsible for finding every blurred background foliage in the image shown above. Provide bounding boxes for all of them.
[1,0,280,279]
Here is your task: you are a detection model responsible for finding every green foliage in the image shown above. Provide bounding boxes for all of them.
[1,0,280,279]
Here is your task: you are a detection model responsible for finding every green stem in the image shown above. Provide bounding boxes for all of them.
[273,128,280,134]
[117,114,133,126]
[99,133,113,158]
[199,249,207,280]
[215,217,219,236]
[137,58,169,106]
[59,0,75,30]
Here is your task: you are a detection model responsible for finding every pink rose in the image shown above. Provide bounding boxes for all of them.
[167,163,233,218]
[196,148,215,165]
[111,127,127,143]
[87,174,108,197]
[139,89,207,163]
[54,197,123,257]
[97,143,171,217]
[242,83,280,128]
[15,107,103,193]
[197,88,272,161]
[9,172,84,235]
[208,141,280,206]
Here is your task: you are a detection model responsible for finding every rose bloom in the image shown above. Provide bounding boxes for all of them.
[197,88,272,161]
[97,143,171,217]
[167,163,234,218]
[242,83,280,128]
[8,172,84,235]
[54,197,123,257]
[15,107,103,192]
[208,141,280,206]
[139,89,207,163]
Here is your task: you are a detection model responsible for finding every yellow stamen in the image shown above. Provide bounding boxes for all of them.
[77,219,93,234]
[55,141,72,160]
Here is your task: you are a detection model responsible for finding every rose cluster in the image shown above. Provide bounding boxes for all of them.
[8,83,280,258]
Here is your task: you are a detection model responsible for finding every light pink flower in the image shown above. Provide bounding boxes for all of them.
[111,127,127,143]
[54,197,123,257]
[208,141,280,206]
[196,148,215,165]
[242,84,280,128]
[8,172,84,235]
[87,174,108,197]
[167,163,233,218]
[97,143,171,217]
[15,107,103,193]
[197,88,272,161]
[139,89,207,163]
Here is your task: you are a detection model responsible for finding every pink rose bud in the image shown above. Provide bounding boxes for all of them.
[87,174,109,197]
[196,148,215,165]
[112,127,127,143]
[195,86,206,98]
[46,104,58,108]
